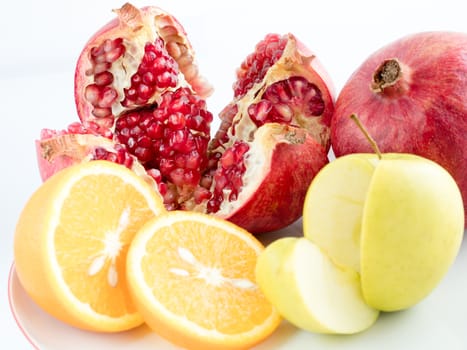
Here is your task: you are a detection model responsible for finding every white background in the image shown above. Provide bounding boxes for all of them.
[1,0,466,348]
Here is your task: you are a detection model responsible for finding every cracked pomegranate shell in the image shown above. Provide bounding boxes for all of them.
[36,3,335,233]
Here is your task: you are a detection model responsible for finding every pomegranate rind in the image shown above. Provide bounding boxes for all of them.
[330,31,467,227]
[74,3,212,132]
[35,133,111,181]
[36,133,160,197]
[214,123,329,233]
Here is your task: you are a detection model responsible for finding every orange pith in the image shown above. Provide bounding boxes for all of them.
[127,211,281,349]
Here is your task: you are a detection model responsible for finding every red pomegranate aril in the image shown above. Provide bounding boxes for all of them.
[92,107,112,118]
[142,72,155,85]
[94,71,114,86]
[122,39,179,107]
[84,85,100,105]
[156,71,177,88]
[147,122,164,139]
[105,47,125,63]
[98,87,118,108]
[234,33,288,98]
[207,141,249,213]
[168,113,186,129]
[246,77,325,127]
[137,84,153,102]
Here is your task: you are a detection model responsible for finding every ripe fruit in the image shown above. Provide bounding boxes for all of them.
[13,160,165,332]
[330,31,467,227]
[126,211,281,350]
[303,151,464,311]
[255,237,379,334]
[74,3,213,133]
[37,3,334,233]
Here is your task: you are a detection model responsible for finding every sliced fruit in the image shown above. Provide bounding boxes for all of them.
[303,154,375,272]
[255,237,379,334]
[360,157,464,310]
[14,160,165,332]
[126,211,281,350]
[303,153,464,311]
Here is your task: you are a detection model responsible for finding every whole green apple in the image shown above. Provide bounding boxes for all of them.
[303,153,464,311]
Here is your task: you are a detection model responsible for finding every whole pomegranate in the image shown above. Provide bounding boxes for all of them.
[37,3,334,233]
[331,31,467,227]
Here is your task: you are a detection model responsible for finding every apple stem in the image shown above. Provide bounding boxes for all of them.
[349,114,382,160]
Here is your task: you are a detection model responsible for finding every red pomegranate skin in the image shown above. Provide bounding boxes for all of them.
[330,31,467,226]
[223,126,329,233]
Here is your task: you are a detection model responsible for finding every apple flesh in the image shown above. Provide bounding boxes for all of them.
[255,237,379,334]
[304,153,464,311]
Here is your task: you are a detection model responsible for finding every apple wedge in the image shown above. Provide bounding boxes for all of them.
[303,153,464,311]
[255,237,379,334]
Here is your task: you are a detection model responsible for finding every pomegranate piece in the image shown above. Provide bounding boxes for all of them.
[74,3,213,134]
[331,31,467,227]
[37,4,335,233]
[213,124,329,233]
[212,33,335,153]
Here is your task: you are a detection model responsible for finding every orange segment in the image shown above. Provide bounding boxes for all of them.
[126,211,281,350]
[14,160,165,332]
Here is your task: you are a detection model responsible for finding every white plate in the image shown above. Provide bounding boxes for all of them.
[8,225,467,350]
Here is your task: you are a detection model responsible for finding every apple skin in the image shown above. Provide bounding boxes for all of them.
[360,154,464,311]
[304,152,464,312]
[255,237,379,334]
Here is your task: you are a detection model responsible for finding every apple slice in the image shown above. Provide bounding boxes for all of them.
[255,237,379,334]
[302,154,375,272]
[303,153,464,311]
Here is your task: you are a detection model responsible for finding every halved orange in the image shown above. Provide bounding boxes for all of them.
[126,211,281,350]
[13,160,165,332]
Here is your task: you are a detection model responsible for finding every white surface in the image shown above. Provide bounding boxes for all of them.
[1,0,466,348]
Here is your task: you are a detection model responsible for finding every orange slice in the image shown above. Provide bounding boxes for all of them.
[126,211,281,350]
[14,160,165,332]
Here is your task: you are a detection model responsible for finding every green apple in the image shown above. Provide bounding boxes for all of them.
[303,153,464,311]
[255,236,379,334]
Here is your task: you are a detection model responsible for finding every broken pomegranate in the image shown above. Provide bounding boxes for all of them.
[37,3,334,233]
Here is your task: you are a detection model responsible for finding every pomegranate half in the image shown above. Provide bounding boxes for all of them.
[37,3,335,233]
[331,31,467,227]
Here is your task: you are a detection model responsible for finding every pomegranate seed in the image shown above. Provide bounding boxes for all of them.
[168,112,186,129]
[94,71,114,86]
[247,77,325,127]
[137,83,153,102]
[142,71,155,85]
[206,141,249,213]
[273,103,293,122]
[134,146,153,162]
[158,182,168,196]
[147,168,162,182]
[85,85,100,105]
[234,34,287,98]
[157,71,177,88]
[98,87,118,108]
[92,107,112,118]
[123,39,179,107]
[114,87,213,210]
[152,56,167,72]
[194,186,211,204]
[105,45,125,63]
